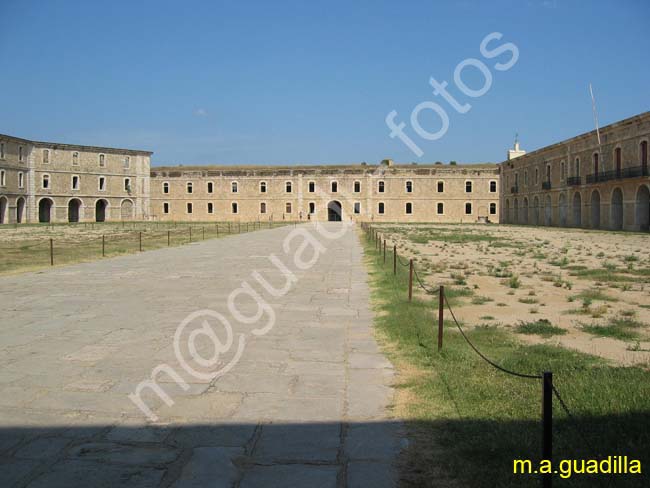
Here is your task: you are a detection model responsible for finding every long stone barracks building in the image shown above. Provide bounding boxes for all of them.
[500,111,650,231]
[1,110,648,227]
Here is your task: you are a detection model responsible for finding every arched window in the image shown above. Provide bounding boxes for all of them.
[465,181,473,193]
[640,141,648,172]
[285,181,292,193]
[575,157,580,177]
[163,182,169,194]
[308,181,315,192]
[490,202,497,215]
[187,182,193,194]
[614,147,622,176]
[187,202,193,214]
[231,181,238,193]
[163,202,169,214]
[354,181,361,193]
[490,180,497,192]
[207,181,214,193]
[260,181,267,193]
[354,202,360,214]
[19,146,24,162]
[99,154,105,167]
[405,181,413,193]
[378,202,385,214]
[231,202,238,213]
[437,181,444,193]
[378,181,385,193]
[207,202,214,214]
[309,202,315,214]
[42,149,49,164]
[405,202,413,214]
[285,202,292,214]
[331,181,338,193]
[465,202,472,214]
[593,153,599,176]
[260,202,266,214]
[437,202,444,214]
[42,174,50,189]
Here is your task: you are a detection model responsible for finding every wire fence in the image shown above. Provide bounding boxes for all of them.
[0,221,293,275]
[360,222,603,488]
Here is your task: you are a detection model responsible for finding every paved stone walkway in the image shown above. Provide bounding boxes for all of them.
[0,223,403,487]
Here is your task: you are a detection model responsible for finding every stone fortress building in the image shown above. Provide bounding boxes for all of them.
[500,111,650,231]
[1,111,648,228]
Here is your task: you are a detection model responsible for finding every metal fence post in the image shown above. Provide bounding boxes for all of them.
[167,230,171,246]
[393,245,397,275]
[438,286,444,351]
[408,259,413,302]
[542,371,553,488]
[139,231,142,251]
[202,226,205,240]
[383,239,386,264]
[102,235,105,257]
[50,238,54,266]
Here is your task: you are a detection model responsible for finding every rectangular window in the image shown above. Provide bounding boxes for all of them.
[286,181,292,193]
[187,182,193,194]
[124,178,131,191]
[18,172,24,188]
[490,180,497,192]
[354,181,361,193]
[354,202,360,214]
[378,202,385,214]
[406,181,413,193]
[260,202,267,214]
[437,181,444,193]
[207,202,214,213]
[187,202,193,214]
[378,181,385,193]
[309,202,315,214]
[490,203,497,215]
[232,182,238,193]
[99,176,106,191]
[331,181,338,193]
[437,202,444,214]
[207,182,214,193]
[0,170,6,186]
[405,202,413,214]
[163,182,169,194]
[99,154,105,167]
[19,146,24,162]
[163,202,169,214]
[123,156,131,169]
[286,202,292,214]
[0,143,4,159]
[72,175,80,190]
[232,202,238,214]
[465,181,472,193]
[260,181,267,193]
[42,174,50,189]
[465,202,472,214]
[43,149,50,164]
[308,181,315,192]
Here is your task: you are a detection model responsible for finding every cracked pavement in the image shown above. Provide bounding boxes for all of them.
[0,223,403,487]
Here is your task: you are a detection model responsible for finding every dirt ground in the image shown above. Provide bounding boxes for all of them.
[373,223,650,367]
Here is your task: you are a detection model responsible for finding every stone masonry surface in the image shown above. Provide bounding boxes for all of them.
[0,223,403,487]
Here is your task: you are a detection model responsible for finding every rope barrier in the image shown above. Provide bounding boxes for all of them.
[443,293,542,380]
[397,255,410,267]
[413,267,440,295]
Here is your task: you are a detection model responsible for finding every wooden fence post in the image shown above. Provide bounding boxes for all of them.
[542,372,553,488]
[139,232,142,251]
[102,235,105,257]
[383,239,386,264]
[393,245,397,275]
[438,286,444,350]
[50,238,54,266]
[408,259,413,302]
[167,230,171,246]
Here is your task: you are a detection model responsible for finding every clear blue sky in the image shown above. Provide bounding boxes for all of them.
[1,0,648,166]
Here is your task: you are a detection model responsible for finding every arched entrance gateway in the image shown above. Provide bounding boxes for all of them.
[504,199,510,223]
[522,198,529,225]
[572,192,582,227]
[636,185,649,231]
[610,188,623,230]
[513,199,519,224]
[0,196,7,224]
[327,201,342,221]
[544,195,552,226]
[68,198,82,223]
[121,199,134,220]
[591,190,601,229]
[96,199,108,222]
[532,196,539,226]
[16,197,25,224]
[38,198,53,223]
[558,193,567,227]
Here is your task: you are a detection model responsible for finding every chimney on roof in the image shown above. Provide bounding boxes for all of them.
[507,133,526,160]
[380,158,394,167]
